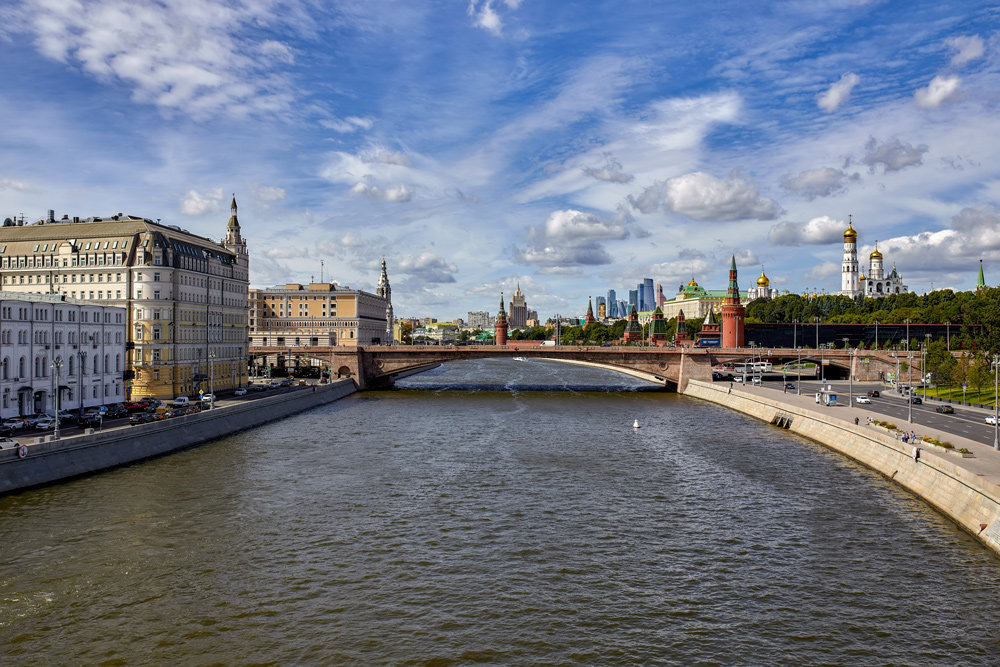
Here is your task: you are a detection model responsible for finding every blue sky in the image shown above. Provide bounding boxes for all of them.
[0,1,997,321]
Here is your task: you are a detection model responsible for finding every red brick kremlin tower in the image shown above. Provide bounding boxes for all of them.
[721,255,745,348]
[622,305,643,343]
[495,293,509,346]
[584,297,596,327]
[674,309,689,346]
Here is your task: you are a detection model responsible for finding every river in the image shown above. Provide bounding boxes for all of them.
[2,358,999,664]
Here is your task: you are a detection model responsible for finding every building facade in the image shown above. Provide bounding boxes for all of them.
[0,292,126,418]
[508,285,528,329]
[659,277,748,321]
[249,281,392,350]
[747,268,780,300]
[0,201,249,400]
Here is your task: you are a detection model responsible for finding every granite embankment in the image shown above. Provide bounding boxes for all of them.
[0,379,357,495]
[683,379,1000,557]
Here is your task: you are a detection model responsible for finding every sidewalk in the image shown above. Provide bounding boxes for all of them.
[737,382,1000,487]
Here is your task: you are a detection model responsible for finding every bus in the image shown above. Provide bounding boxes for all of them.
[733,361,772,375]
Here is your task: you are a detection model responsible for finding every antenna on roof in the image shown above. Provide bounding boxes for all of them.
[321,259,324,283]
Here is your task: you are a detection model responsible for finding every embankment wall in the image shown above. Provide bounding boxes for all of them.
[683,379,1000,557]
[0,380,357,495]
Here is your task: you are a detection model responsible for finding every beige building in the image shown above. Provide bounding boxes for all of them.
[249,281,392,351]
[0,199,249,399]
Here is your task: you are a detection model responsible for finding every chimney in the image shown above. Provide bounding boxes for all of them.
[46,209,55,224]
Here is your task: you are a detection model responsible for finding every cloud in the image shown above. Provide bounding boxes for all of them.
[582,153,633,183]
[468,0,502,35]
[349,181,413,203]
[362,149,412,167]
[914,74,961,108]
[817,72,860,113]
[733,248,759,266]
[16,0,300,119]
[782,167,856,200]
[804,262,841,282]
[629,171,780,221]
[320,116,374,133]
[862,137,928,173]
[179,187,224,216]
[251,184,286,202]
[768,215,845,246]
[0,177,32,192]
[397,252,458,283]
[946,35,985,68]
[514,209,630,270]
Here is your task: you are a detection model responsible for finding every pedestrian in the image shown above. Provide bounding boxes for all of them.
[854,417,859,425]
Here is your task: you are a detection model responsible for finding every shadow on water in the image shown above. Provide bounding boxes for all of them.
[393,357,665,393]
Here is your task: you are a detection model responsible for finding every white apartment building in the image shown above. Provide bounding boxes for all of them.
[0,292,126,419]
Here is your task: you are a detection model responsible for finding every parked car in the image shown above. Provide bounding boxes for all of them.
[867,390,880,397]
[234,388,247,396]
[129,413,154,425]
[103,404,128,419]
[200,394,216,404]
[935,405,955,414]
[34,417,57,430]
[172,396,190,408]
[2,418,28,432]
[0,436,18,448]
[855,396,871,404]
[986,415,998,425]
[280,378,292,387]
[78,413,103,428]
[124,400,149,412]
[910,396,922,404]
[0,425,16,438]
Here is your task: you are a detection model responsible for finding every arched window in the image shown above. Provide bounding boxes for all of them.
[116,354,121,372]
[93,355,99,374]
[1,358,6,380]
[104,354,110,373]
[68,355,75,376]
[18,357,25,378]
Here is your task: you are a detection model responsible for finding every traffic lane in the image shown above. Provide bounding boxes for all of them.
[763,381,996,446]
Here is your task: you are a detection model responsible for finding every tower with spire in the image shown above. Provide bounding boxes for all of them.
[840,214,860,297]
[223,194,249,285]
[977,259,986,293]
[622,304,642,343]
[584,297,595,327]
[376,257,393,345]
[495,293,509,346]
[508,283,528,329]
[721,256,745,348]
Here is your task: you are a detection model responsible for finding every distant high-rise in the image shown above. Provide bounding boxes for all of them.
[509,284,528,329]
[607,289,618,318]
[636,283,645,310]
[656,282,665,308]
[628,289,639,312]
[643,278,655,312]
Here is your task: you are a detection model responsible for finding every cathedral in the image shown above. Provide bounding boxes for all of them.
[839,216,908,298]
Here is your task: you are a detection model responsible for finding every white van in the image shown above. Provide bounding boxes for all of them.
[172,396,190,407]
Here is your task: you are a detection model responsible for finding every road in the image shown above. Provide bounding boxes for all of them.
[761,379,1000,448]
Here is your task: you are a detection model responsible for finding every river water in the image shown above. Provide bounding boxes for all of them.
[2,358,999,664]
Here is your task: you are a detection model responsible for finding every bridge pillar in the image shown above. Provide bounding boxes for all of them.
[676,351,713,392]
[330,350,365,389]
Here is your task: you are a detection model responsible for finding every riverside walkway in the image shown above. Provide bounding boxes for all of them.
[741,380,1000,487]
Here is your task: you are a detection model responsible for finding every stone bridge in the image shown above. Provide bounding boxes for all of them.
[249,344,912,391]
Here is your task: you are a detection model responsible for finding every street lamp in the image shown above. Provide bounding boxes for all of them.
[849,348,855,407]
[874,320,879,350]
[796,347,801,395]
[814,316,820,350]
[993,354,1000,451]
[923,333,931,400]
[50,359,63,440]
[208,352,216,410]
[792,319,798,350]
[907,352,913,423]
[945,321,950,351]
[905,318,911,351]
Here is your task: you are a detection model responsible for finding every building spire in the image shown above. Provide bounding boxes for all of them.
[978,259,986,291]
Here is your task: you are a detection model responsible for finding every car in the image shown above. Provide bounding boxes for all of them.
[987,415,998,425]
[733,376,745,383]
[103,405,128,419]
[855,396,871,404]
[128,413,154,425]
[0,425,15,438]
[867,390,880,397]
[250,384,268,392]
[200,394,216,404]
[279,378,292,387]
[784,383,796,390]
[124,401,149,412]
[172,396,190,408]
[935,405,955,414]
[78,413,103,428]
[2,418,28,432]
[34,417,57,430]
[910,396,922,404]
[234,388,247,396]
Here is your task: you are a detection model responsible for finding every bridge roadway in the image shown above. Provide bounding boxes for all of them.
[249,345,905,391]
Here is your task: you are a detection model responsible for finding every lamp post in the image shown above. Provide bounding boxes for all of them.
[993,354,1000,451]
[814,316,820,350]
[50,359,63,440]
[792,319,798,350]
[923,333,931,400]
[907,352,913,424]
[945,321,950,351]
[849,349,855,407]
[905,318,911,352]
[796,348,801,395]
[893,352,899,392]
[874,320,879,350]
[208,352,216,410]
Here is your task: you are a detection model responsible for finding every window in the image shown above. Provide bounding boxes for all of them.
[154,272,160,281]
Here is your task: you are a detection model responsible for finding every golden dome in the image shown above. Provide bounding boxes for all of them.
[756,270,769,287]
[870,241,882,260]
[687,277,699,287]
[860,272,867,281]
[844,214,857,241]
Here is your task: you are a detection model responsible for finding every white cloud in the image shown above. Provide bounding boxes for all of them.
[817,72,860,113]
[251,184,286,202]
[768,215,845,246]
[17,0,300,119]
[629,171,780,221]
[320,116,374,133]
[914,74,961,108]
[397,252,458,283]
[362,149,413,167]
[515,209,630,270]
[861,137,928,173]
[179,187,224,216]
[468,0,502,35]
[946,35,984,68]
[582,153,633,183]
[0,177,32,192]
[782,167,856,200]
[349,181,413,203]
[804,262,841,282]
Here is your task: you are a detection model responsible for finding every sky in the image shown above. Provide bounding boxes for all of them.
[0,1,998,322]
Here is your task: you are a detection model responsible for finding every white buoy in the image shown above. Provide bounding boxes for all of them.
[633,419,640,429]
